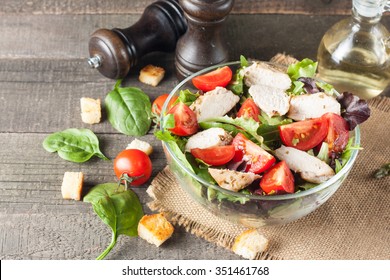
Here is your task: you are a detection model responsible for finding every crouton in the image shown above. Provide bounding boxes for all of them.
[232,229,269,260]
[80,97,101,124]
[126,139,153,155]
[61,172,84,201]
[139,65,165,87]
[138,213,174,247]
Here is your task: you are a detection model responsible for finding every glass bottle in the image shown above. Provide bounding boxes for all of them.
[317,0,390,99]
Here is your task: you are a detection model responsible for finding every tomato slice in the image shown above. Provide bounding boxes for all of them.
[260,161,295,195]
[152,94,178,116]
[322,113,349,153]
[192,66,233,92]
[279,117,328,151]
[191,145,235,166]
[167,102,198,136]
[237,98,261,122]
[232,133,276,174]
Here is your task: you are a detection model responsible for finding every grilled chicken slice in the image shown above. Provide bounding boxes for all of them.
[275,145,335,184]
[242,61,291,90]
[190,87,239,122]
[209,168,261,192]
[288,93,341,121]
[249,84,290,117]
[185,127,233,152]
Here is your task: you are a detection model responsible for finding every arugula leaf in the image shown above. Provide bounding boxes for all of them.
[287,58,318,80]
[334,137,362,173]
[178,89,199,106]
[154,131,193,172]
[227,55,249,95]
[202,116,265,148]
[43,128,108,162]
[84,183,143,260]
[336,92,371,130]
[105,81,152,136]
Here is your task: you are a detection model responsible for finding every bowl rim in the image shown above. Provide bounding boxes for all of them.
[160,60,361,201]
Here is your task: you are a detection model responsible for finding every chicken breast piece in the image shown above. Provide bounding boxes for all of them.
[275,145,335,184]
[288,93,341,121]
[185,128,233,152]
[209,168,261,192]
[190,87,240,122]
[249,84,290,117]
[242,61,291,90]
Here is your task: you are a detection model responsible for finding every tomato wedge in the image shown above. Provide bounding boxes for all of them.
[232,133,276,174]
[237,98,261,122]
[152,94,178,116]
[322,113,349,153]
[192,66,233,92]
[279,117,328,151]
[191,145,235,166]
[167,102,198,136]
[260,161,295,195]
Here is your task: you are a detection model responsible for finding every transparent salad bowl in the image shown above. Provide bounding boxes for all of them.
[159,61,360,228]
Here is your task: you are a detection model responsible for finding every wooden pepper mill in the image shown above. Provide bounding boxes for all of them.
[88,0,187,79]
[175,0,234,78]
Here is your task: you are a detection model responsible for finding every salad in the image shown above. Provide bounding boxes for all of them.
[156,56,370,197]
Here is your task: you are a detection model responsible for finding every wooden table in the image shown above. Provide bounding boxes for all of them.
[1,0,389,260]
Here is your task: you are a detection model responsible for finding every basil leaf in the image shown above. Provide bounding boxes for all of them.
[42,128,108,162]
[105,81,152,136]
[84,183,144,260]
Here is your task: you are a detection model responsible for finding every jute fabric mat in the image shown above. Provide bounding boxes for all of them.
[147,54,390,260]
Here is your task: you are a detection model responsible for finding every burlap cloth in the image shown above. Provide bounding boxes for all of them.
[147,54,390,260]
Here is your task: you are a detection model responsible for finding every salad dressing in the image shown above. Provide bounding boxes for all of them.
[317,0,390,99]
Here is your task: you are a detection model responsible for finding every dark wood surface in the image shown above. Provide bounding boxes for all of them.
[1,0,389,260]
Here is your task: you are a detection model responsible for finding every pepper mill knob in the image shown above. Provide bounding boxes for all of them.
[88,0,187,79]
[175,0,234,78]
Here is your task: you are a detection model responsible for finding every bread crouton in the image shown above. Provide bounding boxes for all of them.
[232,229,269,260]
[126,139,153,155]
[61,172,84,201]
[139,65,165,87]
[80,97,101,124]
[138,213,174,247]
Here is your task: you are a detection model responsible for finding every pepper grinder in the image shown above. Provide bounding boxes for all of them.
[88,0,187,79]
[175,0,235,78]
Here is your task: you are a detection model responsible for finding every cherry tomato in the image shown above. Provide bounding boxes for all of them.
[279,117,328,151]
[192,66,233,92]
[237,98,261,122]
[191,145,235,166]
[152,94,178,116]
[260,161,295,195]
[113,149,152,186]
[322,113,349,153]
[167,102,198,136]
[232,133,276,174]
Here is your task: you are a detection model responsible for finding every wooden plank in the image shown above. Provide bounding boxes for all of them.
[0,14,347,60]
[0,213,239,260]
[0,0,353,15]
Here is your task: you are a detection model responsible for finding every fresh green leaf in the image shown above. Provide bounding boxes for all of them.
[42,128,108,162]
[374,163,390,179]
[258,111,291,126]
[316,142,330,163]
[287,58,318,80]
[202,116,266,148]
[335,137,362,173]
[199,121,248,138]
[105,81,152,136]
[84,183,144,260]
[154,131,194,172]
[178,89,199,106]
[162,113,175,130]
[240,55,249,67]
[227,55,249,95]
[207,188,251,204]
[291,81,305,95]
[316,81,335,95]
[186,153,216,184]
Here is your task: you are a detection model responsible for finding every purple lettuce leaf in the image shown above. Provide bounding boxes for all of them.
[336,92,371,130]
[297,77,323,94]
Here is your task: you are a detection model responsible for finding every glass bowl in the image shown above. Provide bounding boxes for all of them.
[159,61,360,228]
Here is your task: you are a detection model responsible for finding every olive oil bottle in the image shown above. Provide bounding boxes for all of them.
[317,0,390,99]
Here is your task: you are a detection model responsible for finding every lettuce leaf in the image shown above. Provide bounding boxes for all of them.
[287,58,318,80]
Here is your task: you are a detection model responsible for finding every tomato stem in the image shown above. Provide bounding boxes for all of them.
[117,173,144,190]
